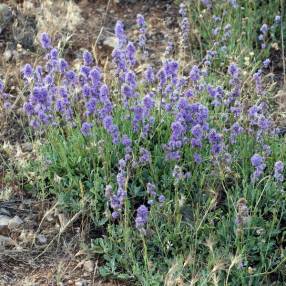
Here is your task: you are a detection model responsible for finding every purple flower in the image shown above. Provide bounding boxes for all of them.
[251,154,264,167]
[147,183,156,196]
[50,48,58,60]
[191,124,203,138]
[122,134,132,148]
[228,0,238,8]
[157,68,167,87]
[83,50,93,66]
[125,70,137,88]
[260,24,268,35]
[81,122,93,136]
[112,211,120,219]
[121,84,134,104]
[180,17,190,46]
[132,105,143,131]
[251,154,266,183]
[85,97,97,116]
[258,34,264,41]
[171,121,185,142]
[274,161,284,182]
[165,41,174,57]
[193,153,202,164]
[136,14,145,27]
[137,15,147,50]
[40,32,52,49]
[228,63,239,78]
[139,147,151,165]
[179,3,187,17]
[275,15,281,24]
[89,68,102,85]
[230,122,243,144]
[143,94,155,110]
[22,64,33,79]
[263,58,270,68]
[208,129,223,156]
[103,116,120,144]
[0,80,4,93]
[201,0,211,9]
[172,165,184,183]
[190,65,201,82]
[59,59,68,73]
[158,194,165,203]
[253,70,264,95]
[65,70,77,84]
[135,205,149,232]
[223,24,232,39]
[112,48,127,74]
[126,42,136,66]
[115,20,127,48]
[23,102,34,116]
[144,66,155,83]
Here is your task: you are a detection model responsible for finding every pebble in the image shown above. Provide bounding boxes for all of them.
[75,280,87,286]
[83,260,94,273]
[0,208,11,216]
[3,49,12,62]
[8,215,23,230]
[0,235,14,248]
[37,234,47,244]
[0,215,11,234]
[0,4,13,34]
[103,36,117,49]
[21,142,33,152]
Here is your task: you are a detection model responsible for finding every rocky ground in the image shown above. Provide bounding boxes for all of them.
[0,0,178,285]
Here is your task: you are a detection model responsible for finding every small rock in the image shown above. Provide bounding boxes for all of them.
[8,215,23,230]
[83,260,94,273]
[75,280,87,286]
[0,215,11,234]
[0,235,14,248]
[21,142,33,152]
[37,234,47,244]
[0,4,13,34]
[102,35,117,50]
[0,208,11,216]
[3,49,12,62]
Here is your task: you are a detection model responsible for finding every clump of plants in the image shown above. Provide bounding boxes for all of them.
[1,1,285,285]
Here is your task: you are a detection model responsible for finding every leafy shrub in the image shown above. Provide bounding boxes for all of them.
[1,1,285,285]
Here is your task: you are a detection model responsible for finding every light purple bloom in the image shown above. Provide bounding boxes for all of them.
[40,32,52,49]
[251,154,266,183]
[263,58,270,68]
[260,24,268,35]
[81,122,93,136]
[147,183,156,196]
[274,161,284,182]
[83,50,93,66]
[0,80,4,93]
[135,205,149,232]
[22,64,33,79]
[158,194,165,203]
[190,65,201,82]
[275,15,281,24]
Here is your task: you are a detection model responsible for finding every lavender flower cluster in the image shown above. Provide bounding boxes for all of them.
[2,3,282,235]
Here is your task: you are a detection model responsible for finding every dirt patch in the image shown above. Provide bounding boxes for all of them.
[0,195,129,285]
